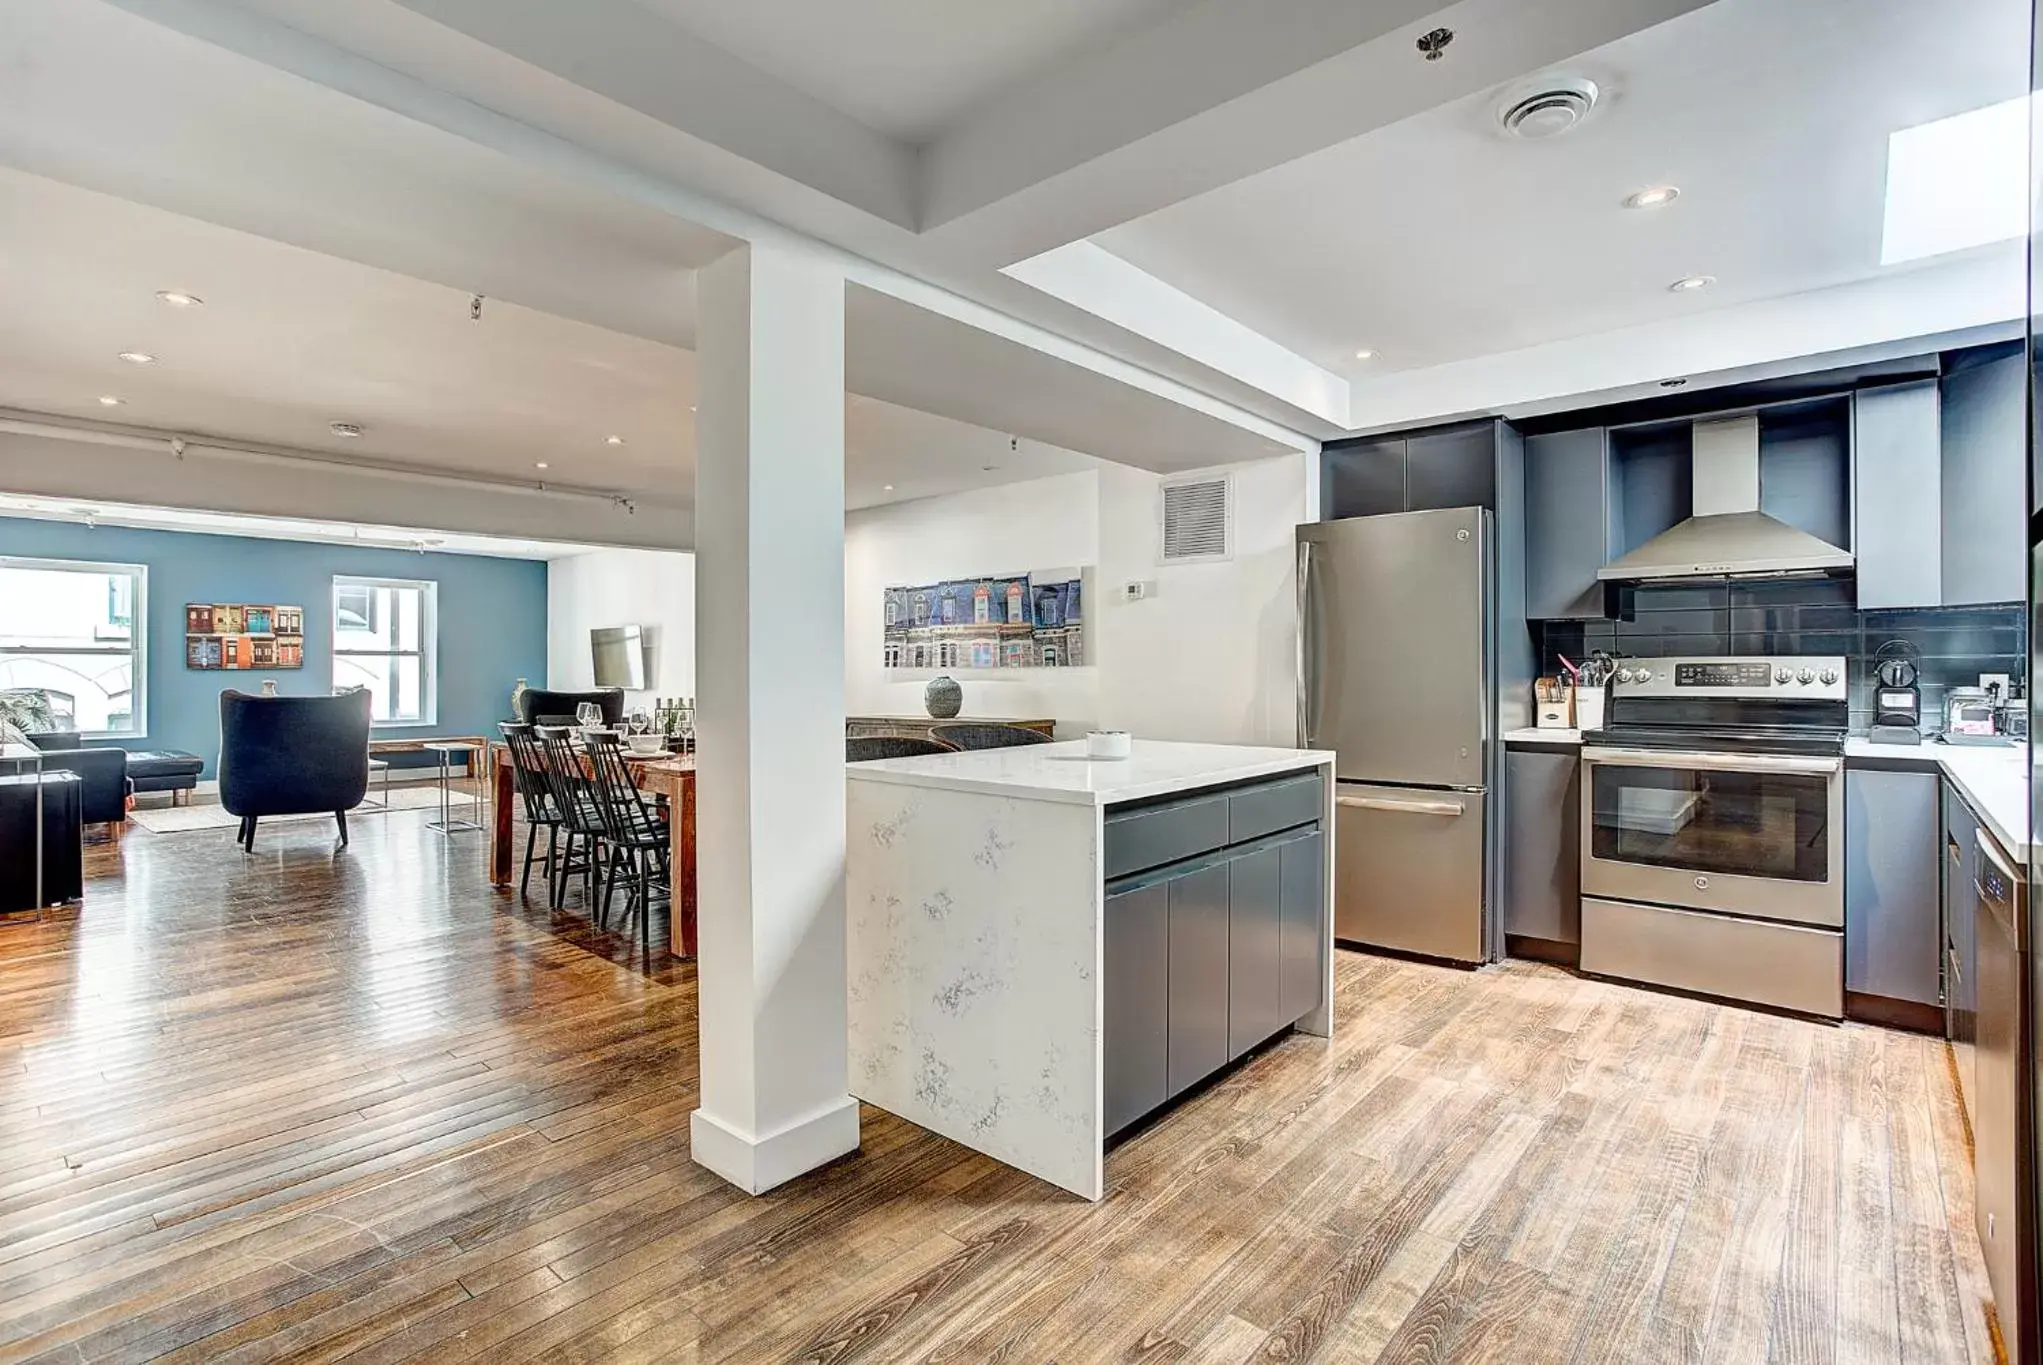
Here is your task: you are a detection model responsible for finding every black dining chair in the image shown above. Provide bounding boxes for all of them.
[582,730,667,960]
[533,724,611,915]
[499,722,568,902]
[928,723,1055,752]
[846,735,957,762]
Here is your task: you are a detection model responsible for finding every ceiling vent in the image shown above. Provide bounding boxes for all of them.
[1160,475,1232,565]
[1498,78,1599,140]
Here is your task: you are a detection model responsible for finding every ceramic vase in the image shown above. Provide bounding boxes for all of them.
[923,675,963,719]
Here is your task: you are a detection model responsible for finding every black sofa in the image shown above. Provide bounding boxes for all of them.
[218,690,372,851]
[26,732,130,829]
[517,688,625,727]
[0,770,83,910]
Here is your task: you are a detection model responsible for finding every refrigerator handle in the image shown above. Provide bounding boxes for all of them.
[1336,793,1467,818]
[1295,538,1315,747]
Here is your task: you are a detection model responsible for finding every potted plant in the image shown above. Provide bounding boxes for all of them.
[0,689,55,735]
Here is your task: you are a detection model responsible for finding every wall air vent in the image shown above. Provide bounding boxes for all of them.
[1160,475,1232,564]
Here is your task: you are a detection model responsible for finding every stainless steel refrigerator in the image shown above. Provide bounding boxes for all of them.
[1297,508,1495,964]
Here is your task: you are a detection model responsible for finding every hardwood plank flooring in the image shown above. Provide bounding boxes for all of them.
[0,810,1997,1363]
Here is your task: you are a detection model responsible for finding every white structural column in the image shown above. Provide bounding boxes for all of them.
[689,242,859,1194]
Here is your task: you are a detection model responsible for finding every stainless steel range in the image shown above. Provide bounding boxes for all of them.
[1578,655,1847,1018]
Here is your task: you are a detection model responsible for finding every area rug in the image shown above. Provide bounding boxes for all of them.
[127,785,478,834]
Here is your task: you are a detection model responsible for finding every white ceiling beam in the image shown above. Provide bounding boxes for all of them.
[920,0,1721,266]
[385,0,918,229]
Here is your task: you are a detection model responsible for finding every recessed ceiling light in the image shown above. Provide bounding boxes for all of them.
[1668,274,1716,293]
[1353,348,1376,361]
[117,351,155,365]
[883,484,895,491]
[605,434,625,446]
[689,406,697,413]
[155,290,203,308]
[536,462,550,470]
[97,394,124,407]
[1623,186,1681,210]
[329,421,363,438]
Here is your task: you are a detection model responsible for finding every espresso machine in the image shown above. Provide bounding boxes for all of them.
[1870,641,1922,745]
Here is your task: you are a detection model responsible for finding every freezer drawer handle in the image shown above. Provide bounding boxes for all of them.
[1336,793,1466,817]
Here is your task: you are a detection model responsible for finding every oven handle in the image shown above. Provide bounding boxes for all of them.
[1581,745,1842,777]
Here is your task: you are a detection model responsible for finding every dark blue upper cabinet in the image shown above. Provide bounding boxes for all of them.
[1524,427,1615,620]
[1854,380,1943,610]
[1322,421,1501,520]
[1854,350,2026,609]
[1940,347,2027,606]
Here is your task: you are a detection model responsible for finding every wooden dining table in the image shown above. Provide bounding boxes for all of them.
[487,743,697,958]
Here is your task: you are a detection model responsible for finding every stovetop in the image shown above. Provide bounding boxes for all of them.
[1584,723,1847,758]
[1588,654,1849,757]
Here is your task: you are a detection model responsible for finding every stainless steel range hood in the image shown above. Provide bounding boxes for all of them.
[1597,414,1853,582]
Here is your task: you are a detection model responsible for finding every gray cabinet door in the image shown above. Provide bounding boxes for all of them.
[1524,428,1612,619]
[1103,882,1169,1136]
[1503,749,1581,945]
[1843,769,1942,1006]
[1853,382,1942,609]
[1940,349,2026,605]
[1279,830,1327,1024]
[1407,423,1497,512]
[1166,862,1231,1097]
[1227,846,1283,1060]
[1322,437,1406,520]
[1944,785,1978,1053]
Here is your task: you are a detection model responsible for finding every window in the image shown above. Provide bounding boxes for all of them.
[332,577,436,725]
[0,557,147,737]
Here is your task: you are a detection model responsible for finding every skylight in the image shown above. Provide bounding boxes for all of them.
[1881,95,2032,266]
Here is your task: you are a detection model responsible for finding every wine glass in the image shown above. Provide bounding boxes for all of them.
[575,701,602,731]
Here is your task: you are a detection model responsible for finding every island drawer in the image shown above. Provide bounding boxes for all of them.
[1104,793,1231,880]
[1228,772,1324,845]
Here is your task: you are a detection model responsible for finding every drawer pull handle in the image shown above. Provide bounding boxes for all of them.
[1337,794,1465,817]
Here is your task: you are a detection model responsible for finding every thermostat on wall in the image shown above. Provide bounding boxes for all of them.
[1121,580,1152,602]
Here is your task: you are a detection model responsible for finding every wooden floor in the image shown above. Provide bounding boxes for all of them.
[0,810,1997,1363]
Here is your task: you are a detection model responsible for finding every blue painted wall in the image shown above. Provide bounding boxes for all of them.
[0,516,547,774]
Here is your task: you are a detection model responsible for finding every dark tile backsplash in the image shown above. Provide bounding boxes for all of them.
[1534,578,2025,734]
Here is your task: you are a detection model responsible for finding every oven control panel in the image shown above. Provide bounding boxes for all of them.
[1674,661,1774,688]
[1609,656,1848,701]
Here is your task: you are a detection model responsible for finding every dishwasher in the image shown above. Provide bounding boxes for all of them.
[1973,828,2030,1361]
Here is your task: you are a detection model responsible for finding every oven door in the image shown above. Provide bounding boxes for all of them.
[1580,746,1844,928]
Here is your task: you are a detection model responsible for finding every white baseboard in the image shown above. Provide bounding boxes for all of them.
[689,1096,860,1195]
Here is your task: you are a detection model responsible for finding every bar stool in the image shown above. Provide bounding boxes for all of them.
[424,741,482,835]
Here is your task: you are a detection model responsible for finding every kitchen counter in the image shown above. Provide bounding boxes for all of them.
[845,738,1335,805]
[846,740,1335,1199]
[1844,738,2030,861]
[1504,727,1581,745]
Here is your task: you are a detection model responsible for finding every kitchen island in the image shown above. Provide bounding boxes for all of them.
[846,739,1335,1199]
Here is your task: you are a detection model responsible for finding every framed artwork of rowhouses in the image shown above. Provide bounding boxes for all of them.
[882,569,1087,671]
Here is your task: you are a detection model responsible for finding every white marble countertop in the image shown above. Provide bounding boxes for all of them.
[1504,727,1581,744]
[1844,737,2030,861]
[846,738,1335,806]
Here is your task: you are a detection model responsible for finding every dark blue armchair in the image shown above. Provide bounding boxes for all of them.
[218,690,372,851]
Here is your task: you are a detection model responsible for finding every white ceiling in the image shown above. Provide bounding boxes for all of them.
[1094,0,2030,387]
[623,0,1184,143]
[0,166,1103,517]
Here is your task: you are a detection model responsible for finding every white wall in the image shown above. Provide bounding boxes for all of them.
[844,470,1102,731]
[1096,454,1306,746]
[544,455,1308,742]
[842,456,1305,743]
[546,547,697,707]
